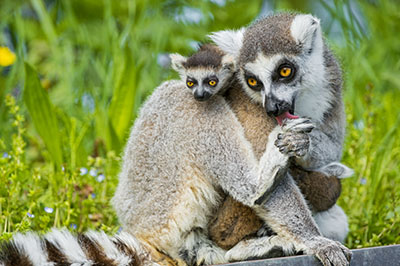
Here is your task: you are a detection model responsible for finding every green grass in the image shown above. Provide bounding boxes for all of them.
[0,0,399,249]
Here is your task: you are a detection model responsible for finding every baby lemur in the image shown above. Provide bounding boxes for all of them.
[171,43,352,251]
[170,44,235,102]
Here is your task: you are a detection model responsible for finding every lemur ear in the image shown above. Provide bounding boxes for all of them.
[208,28,245,58]
[290,14,322,55]
[317,162,354,179]
[170,53,187,75]
[221,54,235,71]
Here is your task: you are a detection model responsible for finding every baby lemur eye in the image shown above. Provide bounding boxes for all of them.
[208,80,217,87]
[204,76,218,87]
[186,78,197,88]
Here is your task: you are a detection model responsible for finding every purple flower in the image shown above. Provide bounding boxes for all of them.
[89,169,98,177]
[27,212,35,218]
[80,167,88,175]
[69,223,77,230]
[360,178,367,185]
[96,174,105,182]
[44,207,54,213]
[117,227,123,233]
[2,152,8,158]
[91,193,96,199]
[353,120,365,131]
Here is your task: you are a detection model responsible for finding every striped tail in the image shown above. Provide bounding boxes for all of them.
[0,229,150,266]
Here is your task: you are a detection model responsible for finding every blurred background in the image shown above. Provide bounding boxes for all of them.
[0,0,399,249]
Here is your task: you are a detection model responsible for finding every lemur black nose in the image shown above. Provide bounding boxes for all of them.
[194,90,212,101]
[265,96,291,117]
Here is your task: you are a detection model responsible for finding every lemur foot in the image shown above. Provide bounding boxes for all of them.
[196,245,226,265]
[307,237,352,266]
[275,117,314,157]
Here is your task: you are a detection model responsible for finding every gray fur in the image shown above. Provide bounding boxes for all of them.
[113,12,352,266]
[207,12,351,264]
[211,13,347,169]
[170,44,235,101]
[112,80,297,264]
[239,13,301,64]
[112,81,350,265]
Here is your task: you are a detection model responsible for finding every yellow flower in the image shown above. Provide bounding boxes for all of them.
[0,46,16,67]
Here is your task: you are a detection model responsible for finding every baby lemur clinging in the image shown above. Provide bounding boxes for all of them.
[170,44,236,101]
[171,43,352,250]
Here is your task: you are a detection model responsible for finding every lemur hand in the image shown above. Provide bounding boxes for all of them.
[274,117,315,157]
[307,236,352,266]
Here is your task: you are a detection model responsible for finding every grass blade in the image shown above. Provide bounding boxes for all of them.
[23,63,63,168]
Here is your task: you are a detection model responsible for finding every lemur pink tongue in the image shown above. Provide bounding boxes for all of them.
[275,111,299,126]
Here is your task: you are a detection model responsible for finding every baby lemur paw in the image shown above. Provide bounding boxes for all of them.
[308,237,352,266]
[275,118,314,157]
[196,246,226,265]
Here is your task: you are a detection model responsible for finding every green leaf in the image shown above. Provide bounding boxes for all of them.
[23,63,63,168]
[108,49,140,148]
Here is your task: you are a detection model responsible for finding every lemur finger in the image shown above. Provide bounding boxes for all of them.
[275,134,309,147]
[282,117,313,131]
[295,149,307,157]
[288,147,308,157]
[288,121,314,133]
[276,132,309,144]
[315,251,332,266]
[336,241,352,262]
[275,138,309,155]
[282,118,315,133]
[325,244,350,266]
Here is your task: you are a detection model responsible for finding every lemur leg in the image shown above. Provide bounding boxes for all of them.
[178,228,226,266]
[313,204,349,243]
[253,174,352,266]
[225,234,296,262]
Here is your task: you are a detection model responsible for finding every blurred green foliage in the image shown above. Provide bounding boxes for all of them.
[0,0,399,249]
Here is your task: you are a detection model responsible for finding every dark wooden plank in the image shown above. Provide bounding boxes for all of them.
[218,245,400,266]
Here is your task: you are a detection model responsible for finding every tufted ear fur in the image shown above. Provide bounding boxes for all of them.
[316,162,354,179]
[290,14,322,55]
[221,54,236,71]
[208,28,245,58]
[169,53,187,76]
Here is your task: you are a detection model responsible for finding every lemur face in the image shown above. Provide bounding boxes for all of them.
[210,14,327,119]
[183,67,226,101]
[240,54,302,116]
[170,44,235,101]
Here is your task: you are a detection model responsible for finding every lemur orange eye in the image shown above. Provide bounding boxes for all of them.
[187,81,194,87]
[247,78,258,87]
[209,80,217,86]
[279,67,292,78]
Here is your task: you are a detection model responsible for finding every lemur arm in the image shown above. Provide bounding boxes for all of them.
[197,114,288,206]
[227,174,351,265]
[295,108,346,169]
[197,103,351,264]
[193,98,287,207]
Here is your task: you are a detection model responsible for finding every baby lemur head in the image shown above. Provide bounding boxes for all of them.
[170,44,236,101]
